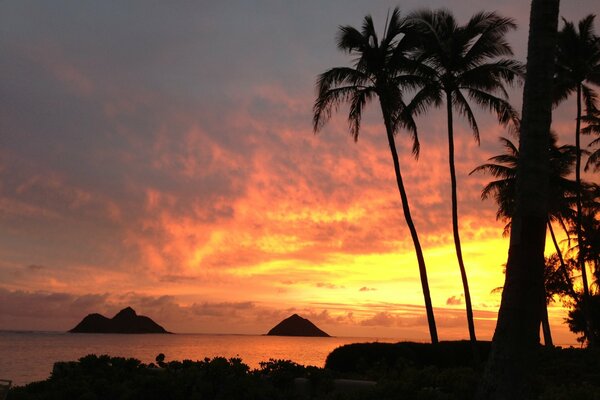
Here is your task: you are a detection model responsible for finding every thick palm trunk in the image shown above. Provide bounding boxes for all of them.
[477,1,559,398]
[445,92,477,346]
[575,84,591,298]
[380,99,438,344]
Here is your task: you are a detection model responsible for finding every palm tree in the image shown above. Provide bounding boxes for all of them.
[554,14,600,298]
[404,9,523,345]
[312,8,438,344]
[477,0,559,398]
[470,134,581,345]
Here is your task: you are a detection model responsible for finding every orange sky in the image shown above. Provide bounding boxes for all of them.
[0,1,598,345]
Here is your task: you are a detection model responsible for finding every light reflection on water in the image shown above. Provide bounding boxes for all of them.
[0,331,397,386]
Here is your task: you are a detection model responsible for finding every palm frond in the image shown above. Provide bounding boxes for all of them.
[463,12,517,67]
[582,84,600,116]
[465,88,518,129]
[459,60,524,92]
[336,26,366,53]
[348,88,375,141]
[453,91,480,143]
[313,85,361,132]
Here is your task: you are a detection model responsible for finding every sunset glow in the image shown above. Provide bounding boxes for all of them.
[1,1,598,346]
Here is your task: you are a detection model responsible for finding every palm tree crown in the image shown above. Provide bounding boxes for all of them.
[313,8,419,151]
[405,9,523,138]
[471,133,580,233]
[553,14,600,108]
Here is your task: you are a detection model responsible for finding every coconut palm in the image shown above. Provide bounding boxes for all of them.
[312,8,438,343]
[471,134,582,345]
[554,14,600,297]
[404,9,523,345]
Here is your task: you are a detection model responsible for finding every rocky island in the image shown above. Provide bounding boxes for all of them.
[267,314,330,337]
[69,307,171,334]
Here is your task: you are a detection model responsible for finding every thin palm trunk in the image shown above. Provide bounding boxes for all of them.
[575,84,591,297]
[381,98,439,344]
[446,92,477,345]
[541,302,554,346]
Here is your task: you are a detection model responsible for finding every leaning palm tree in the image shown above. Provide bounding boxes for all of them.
[312,8,438,343]
[554,14,600,298]
[404,9,523,344]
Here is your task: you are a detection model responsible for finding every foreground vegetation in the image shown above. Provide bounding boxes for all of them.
[8,342,600,400]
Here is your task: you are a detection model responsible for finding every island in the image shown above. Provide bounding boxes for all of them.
[267,314,330,337]
[69,307,171,334]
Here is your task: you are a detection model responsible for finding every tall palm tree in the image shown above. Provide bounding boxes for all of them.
[312,8,438,343]
[554,14,600,298]
[477,0,559,398]
[404,9,523,345]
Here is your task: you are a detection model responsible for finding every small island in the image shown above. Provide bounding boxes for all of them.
[267,314,330,337]
[69,307,171,334]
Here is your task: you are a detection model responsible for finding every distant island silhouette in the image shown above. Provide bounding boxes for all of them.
[69,307,171,334]
[267,314,330,337]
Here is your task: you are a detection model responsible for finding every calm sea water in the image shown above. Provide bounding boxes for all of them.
[0,331,396,386]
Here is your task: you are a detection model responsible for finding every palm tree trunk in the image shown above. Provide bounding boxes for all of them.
[477,1,559,398]
[575,84,591,298]
[541,302,554,346]
[446,91,477,346]
[379,98,438,344]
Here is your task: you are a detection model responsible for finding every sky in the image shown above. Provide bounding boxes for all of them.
[1,1,598,344]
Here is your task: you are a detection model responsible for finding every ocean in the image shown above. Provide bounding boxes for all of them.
[0,331,396,386]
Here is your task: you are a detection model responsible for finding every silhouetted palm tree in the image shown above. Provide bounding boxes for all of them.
[554,14,600,297]
[471,134,581,346]
[312,8,438,343]
[405,9,523,345]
